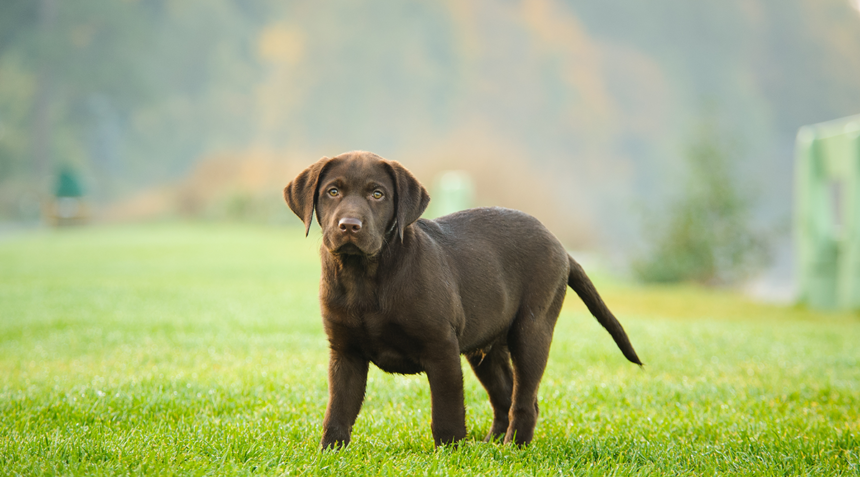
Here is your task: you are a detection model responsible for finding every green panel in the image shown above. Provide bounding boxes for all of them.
[795,115,860,311]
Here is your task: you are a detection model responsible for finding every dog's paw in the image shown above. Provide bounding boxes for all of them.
[320,433,350,451]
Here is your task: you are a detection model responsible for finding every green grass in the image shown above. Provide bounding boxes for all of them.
[1,223,858,476]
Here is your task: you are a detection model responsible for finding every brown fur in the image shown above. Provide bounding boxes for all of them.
[284,151,642,449]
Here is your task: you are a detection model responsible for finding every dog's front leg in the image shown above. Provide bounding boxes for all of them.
[321,348,369,450]
[423,341,467,447]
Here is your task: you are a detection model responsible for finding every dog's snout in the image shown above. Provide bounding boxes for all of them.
[338,217,363,233]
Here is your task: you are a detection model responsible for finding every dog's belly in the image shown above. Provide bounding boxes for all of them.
[370,348,424,375]
[359,319,428,375]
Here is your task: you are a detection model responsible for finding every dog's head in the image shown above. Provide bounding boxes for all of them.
[284,151,430,257]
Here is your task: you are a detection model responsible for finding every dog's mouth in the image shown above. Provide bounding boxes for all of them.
[332,242,366,256]
[328,238,386,258]
[324,230,385,258]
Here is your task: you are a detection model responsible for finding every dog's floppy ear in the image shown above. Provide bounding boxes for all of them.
[284,156,331,236]
[385,160,430,242]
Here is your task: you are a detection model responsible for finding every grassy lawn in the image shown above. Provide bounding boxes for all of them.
[1,223,858,476]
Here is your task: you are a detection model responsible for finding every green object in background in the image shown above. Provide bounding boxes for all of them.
[54,167,84,198]
[430,170,474,218]
[795,114,860,310]
[49,166,88,225]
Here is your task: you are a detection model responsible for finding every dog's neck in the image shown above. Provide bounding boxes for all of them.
[319,224,407,314]
[320,246,383,314]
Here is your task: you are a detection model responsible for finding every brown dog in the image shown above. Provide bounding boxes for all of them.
[284,151,641,449]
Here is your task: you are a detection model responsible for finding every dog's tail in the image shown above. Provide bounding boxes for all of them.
[568,255,642,366]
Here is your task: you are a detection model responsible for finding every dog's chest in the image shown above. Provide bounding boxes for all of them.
[328,312,427,375]
[365,318,428,374]
[321,268,435,375]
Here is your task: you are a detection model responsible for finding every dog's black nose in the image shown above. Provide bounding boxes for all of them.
[338,217,362,233]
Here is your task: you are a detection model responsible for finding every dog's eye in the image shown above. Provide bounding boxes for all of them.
[327,188,339,197]
[371,190,384,200]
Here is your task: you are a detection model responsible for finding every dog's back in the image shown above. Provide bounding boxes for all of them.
[414,207,570,352]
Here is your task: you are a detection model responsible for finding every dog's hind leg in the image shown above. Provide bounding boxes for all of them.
[504,284,566,446]
[467,344,513,442]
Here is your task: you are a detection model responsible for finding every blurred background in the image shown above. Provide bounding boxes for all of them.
[2,0,860,294]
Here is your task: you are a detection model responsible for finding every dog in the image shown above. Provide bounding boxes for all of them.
[284,151,641,449]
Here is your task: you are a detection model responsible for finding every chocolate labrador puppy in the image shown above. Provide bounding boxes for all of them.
[284,151,641,449]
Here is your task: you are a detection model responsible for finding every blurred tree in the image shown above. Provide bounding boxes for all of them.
[570,0,860,240]
[0,0,155,198]
[633,110,769,284]
[0,1,38,56]
[0,1,38,186]
[0,0,272,216]
[0,0,858,245]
